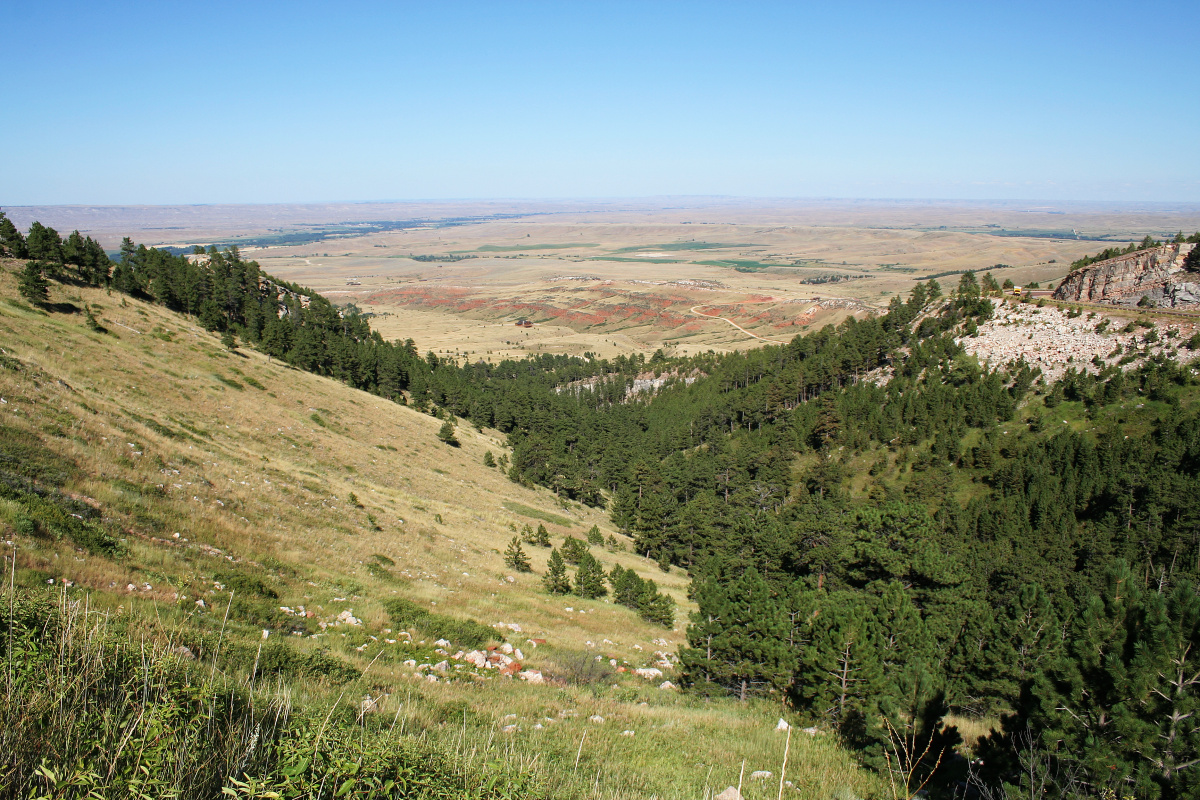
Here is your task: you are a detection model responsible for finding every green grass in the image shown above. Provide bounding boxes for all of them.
[503,501,575,527]
[469,243,599,252]
[693,259,782,272]
[610,242,761,254]
[587,256,685,264]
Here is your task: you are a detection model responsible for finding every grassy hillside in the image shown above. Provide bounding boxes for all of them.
[0,260,882,799]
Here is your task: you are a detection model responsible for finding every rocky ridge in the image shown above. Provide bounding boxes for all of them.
[1053,243,1199,307]
[958,300,1198,382]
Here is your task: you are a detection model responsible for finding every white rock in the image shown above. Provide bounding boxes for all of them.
[776,718,790,731]
[434,638,451,648]
[750,770,772,780]
[403,659,417,668]
[501,724,517,733]
[634,667,663,680]
[715,788,744,800]
[499,642,514,655]
[801,726,820,735]
[514,648,524,661]
[501,713,517,721]
[518,670,544,684]
[659,681,677,690]
[621,730,635,737]
[433,660,449,673]
[505,575,516,583]
[464,650,487,669]
[588,715,605,723]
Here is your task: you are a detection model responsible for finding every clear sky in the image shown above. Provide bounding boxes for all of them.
[3,1,1197,204]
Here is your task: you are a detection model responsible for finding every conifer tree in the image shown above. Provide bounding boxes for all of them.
[437,420,459,446]
[504,537,532,573]
[25,222,62,264]
[534,523,551,547]
[17,261,49,304]
[680,568,793,701]
[637,579,675,627]
[542,548,570,594]
[573,552,607,599]
[0,210,27,257]
[483,451,496,467]
[794,592,884,727]
[561,535,587,564]
[586,524,603,545]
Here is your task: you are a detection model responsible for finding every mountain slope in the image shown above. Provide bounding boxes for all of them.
[0,260,880,799]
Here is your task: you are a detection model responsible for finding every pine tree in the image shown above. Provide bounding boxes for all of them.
[17,261,49,304]
[542,548,570,594]
[533,523,551,547]
[25,222,63,264]
[794,592,884,727]
[586,524,603,545]
[504,537,532,573]
[0,210,27,257]
[483,451,496,467]
[637,579,675,627]
[679,568,793,701]
[1007,563,1200,798]
[573,552,607,599]
[437,420,459,446]
[559,536,586,563]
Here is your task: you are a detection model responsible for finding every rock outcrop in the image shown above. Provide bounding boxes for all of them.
[1053,243,1199,308]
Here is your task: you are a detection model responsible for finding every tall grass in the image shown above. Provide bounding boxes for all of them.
[0,586,543,799]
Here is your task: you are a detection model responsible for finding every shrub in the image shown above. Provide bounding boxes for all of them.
[382,598,494,648]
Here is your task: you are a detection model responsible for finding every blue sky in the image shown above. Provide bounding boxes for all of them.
[3,1,1197,204]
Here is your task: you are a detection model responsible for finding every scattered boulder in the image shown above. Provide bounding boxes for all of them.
[659,680,677,690]
[802,726,820,736]
[633,667,663,680]
[715,788,744,800]
[434,638,451,648]
[432,660,449,674]
[464,650,487,668]
[499,642,514,655]
[750,771,772,780]
[336,609,362,626]
[588,715,605,723]
[518,669,544,684]
[621,730,635,737]
[776,718,790,731]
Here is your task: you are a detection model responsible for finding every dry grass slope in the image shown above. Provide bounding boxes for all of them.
[0,260,882,799]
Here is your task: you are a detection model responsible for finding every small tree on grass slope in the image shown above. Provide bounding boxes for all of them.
[543,549,570,594]
[437,420,459,447]
[18,261,49,304]
[504,537,532,573]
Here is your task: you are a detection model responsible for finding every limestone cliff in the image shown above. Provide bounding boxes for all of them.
[1053,243,1200,307]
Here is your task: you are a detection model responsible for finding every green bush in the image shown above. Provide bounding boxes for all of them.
[382,598,495,648]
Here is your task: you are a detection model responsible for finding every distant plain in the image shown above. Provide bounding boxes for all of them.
[10,198,1200,359]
